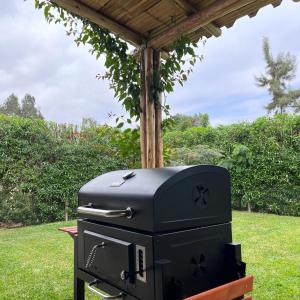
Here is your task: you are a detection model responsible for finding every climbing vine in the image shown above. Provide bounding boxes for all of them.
[35,0,201,120]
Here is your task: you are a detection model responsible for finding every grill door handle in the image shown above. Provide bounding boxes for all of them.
[78,206,134,219]
[88,280,124,299]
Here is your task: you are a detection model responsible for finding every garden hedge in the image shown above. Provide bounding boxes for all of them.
[0,115,128,225]
[0,113,299,225]
[165,114,300,216]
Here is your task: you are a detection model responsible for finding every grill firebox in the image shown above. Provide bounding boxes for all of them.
[75,165,246,300]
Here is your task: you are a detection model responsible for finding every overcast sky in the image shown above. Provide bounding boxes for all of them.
[0,0,299,126]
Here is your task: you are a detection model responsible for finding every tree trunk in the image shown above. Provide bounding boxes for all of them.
[65,199,69,221]
[247,202,252,212]
[139,48,163,168]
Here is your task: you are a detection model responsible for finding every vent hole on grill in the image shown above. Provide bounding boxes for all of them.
[138,249,144,277]
[191,254,207,280]
[193,184,209,208]
[136,245,146,282]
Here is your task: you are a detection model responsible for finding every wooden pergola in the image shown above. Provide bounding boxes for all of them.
[51,0,299,168]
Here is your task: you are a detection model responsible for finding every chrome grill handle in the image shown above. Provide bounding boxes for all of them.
[88,280,124,299]
[77,206,134,219]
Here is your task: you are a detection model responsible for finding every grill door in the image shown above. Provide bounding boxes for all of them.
[79,230,134,285]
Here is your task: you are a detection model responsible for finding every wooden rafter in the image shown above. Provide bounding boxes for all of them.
[203,23,222,37]
[173,0,196,14]
[148,0,257,48]
[51,0,144,47]
[271,0,282,7]
[51,0,299,50]
[172,0,222,37]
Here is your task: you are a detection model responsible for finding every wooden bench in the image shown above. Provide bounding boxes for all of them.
[59,226,78,237]
[184,276,253,300]
[59,226,253,300]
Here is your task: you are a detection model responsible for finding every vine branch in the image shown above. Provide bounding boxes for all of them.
[34,0,203,120]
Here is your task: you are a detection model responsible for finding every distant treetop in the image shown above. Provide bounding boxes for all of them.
[0,93,44,119]
[256,37,300,114]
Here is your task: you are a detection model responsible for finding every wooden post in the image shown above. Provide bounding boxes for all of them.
[145,48,156,168]
[140,48,147,168]
[140,48,164,168]
[153,50,164,168]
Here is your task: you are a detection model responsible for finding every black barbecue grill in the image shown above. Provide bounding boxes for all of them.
[75,165,246,300]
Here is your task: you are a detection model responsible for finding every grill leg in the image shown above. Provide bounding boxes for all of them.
[74,235,85,300]
[74,277,85,300]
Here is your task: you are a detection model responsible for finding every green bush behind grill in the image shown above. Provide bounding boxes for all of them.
[0,115,129,225]
[165,113,300,216]
[0,113,299,225]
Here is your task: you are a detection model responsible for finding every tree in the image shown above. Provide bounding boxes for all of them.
[256,37,300,114]
[193,113,210,127]
[171,113,210,131]
[171,114,193,131]
[81,117,97,130]
[21,94,43,119]
[0,94,21,116]
[170,144,223,166]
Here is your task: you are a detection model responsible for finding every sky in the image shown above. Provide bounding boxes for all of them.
[0,0,299,126]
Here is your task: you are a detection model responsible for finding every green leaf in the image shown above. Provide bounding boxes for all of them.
[82,34,89,44]
[44,5,50,18]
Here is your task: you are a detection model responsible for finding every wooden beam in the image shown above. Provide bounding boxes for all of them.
[271,0,282,7]
[140,48,147,168]
[153,50,163,168]
[148,0,255,48]
[139,48,164,168]
[172,0,222,37]
[225,20,236,28]
[132,48,169,62]
[173,0,197,14]
[145,48,156,168]
[203,23,222,37]
[248,10,258,18]
[51,0,143,47]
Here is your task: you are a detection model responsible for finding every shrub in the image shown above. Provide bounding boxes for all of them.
[165,114,300,216]
[0,115,128,225]
[1,113,299,224]
[170,144,223,165]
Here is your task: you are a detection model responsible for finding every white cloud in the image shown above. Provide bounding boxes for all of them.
[169,1,300,124]
[0,0,127,125]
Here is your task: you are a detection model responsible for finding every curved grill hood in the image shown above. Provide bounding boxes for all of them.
[78,165,231,233]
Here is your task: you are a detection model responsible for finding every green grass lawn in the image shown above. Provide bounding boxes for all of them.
[0,211,299,300]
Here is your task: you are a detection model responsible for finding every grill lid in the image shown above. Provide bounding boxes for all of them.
[78,165,231,232]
